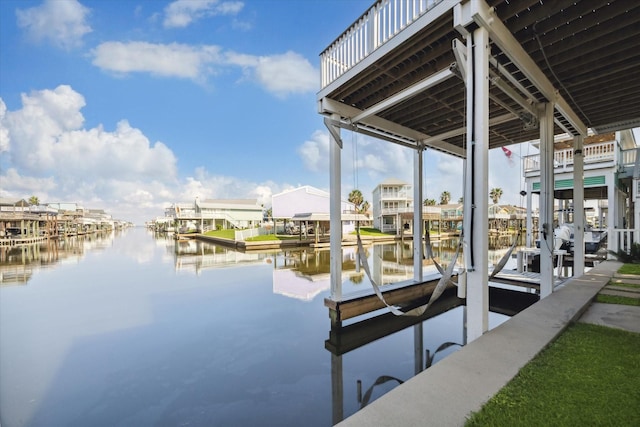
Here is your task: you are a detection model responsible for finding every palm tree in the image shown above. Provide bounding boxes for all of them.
[458,196,464,203]
[490,188,503,204]
[440,191,451,205]
[360,200,370,215]
[348,189,364,212]
[424,198,437,206]
[28,196,39,206]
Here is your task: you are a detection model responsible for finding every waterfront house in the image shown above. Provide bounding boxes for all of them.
[166,198,263,232]
[271,185,362,235]
[522,130,638,252]
[372,179,441,234]
[438,203,463,232]
[372,178,412,233]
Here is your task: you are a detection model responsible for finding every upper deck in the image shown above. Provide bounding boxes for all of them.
[318,0,640,156]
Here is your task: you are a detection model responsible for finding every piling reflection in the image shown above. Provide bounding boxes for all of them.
[0,232,117,285]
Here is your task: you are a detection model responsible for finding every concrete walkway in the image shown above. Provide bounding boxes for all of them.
[337,261,631,427]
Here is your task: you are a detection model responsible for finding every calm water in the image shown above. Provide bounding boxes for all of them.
[0,228,510,427]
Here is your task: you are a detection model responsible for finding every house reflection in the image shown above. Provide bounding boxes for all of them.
[0,233,114,286]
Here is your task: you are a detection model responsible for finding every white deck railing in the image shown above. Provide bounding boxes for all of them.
[609,228,640,256]
[320,0,444,88]
[522,141,637,173]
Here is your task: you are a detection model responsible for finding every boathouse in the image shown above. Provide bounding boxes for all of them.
[317,0,640,342]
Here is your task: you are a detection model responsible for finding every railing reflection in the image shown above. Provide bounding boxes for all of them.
[0,232,116,285]
[170,236,525,303]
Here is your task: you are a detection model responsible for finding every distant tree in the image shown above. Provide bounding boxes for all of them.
[28,196,39,206]
[424,198,436,206]
[490,188,503,204]
[266,208,272,219]
[458,196,464,203]
[440,191,451,205]
[348,189,364,213]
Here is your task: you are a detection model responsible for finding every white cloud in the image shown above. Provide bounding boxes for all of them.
[0,168,57,197]
[91,42,222,81]
[226,50,318,96]
[252,51,318,97]
[0,84,299,224]
[164,0,244,28]
[91,43,317,96]
[297,130,329,172]
[1,85,177,181]
[16,0,91,50]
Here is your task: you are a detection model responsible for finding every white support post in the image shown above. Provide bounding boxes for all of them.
[328,119,343,301]
[607,176,617,255]
[539,102,555,297]
[526,180,533,247]
[413,146,424,282]
[573,135,585,276]
[464,26,489,342]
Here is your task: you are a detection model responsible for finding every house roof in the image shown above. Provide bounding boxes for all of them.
[0,198,28,206]
[198,199,261,209]
[376,178,410,187]
[272,185,329,198]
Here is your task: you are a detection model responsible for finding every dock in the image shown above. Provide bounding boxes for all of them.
[336,261,623,426]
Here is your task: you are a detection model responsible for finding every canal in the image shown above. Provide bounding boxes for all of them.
[0,227,513,427]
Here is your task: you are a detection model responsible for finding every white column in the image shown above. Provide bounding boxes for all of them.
[573,135,585,276]
[539,102,555,298]
[607,176,617,255]
[634,179,640,243]
[328,120,343,301]
[464,26,489,342]
[413,146,424,282]
[526,179,533,247]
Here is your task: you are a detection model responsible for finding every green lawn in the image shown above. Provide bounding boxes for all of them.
[618,264,640,275]
[350,227,394,236]
[466,323,640,426]
[245,234,300,242]
[203,229,235,239]
[596,294,640,306]
[466,263,640,426]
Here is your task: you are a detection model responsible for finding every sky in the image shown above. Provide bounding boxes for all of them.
[0,0,548,225]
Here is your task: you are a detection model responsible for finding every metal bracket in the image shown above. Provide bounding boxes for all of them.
[324,117,343,148]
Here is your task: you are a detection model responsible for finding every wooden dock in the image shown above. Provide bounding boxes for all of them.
[324,274,458,328]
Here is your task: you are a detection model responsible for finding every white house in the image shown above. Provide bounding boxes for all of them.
[372,178,413,233]
[166,198,263,232]
[271,185,362,235]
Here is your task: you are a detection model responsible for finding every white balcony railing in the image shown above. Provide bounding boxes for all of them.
[320,0,444,88]
[522,141,632,173]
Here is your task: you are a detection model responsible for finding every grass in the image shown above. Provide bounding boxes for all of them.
[245,234,299,242]
[203,229,235,239]
[618,263,640,275]
[596,294,640,306]
[351,227,394,236]
[466,323,640,426]
[609,282,640,289]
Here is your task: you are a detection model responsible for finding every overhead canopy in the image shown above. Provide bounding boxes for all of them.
[318,0,640,157]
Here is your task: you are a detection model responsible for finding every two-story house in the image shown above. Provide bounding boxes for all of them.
[372,178,413,233]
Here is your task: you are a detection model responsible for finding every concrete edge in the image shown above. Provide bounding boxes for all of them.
[336,261,621,427]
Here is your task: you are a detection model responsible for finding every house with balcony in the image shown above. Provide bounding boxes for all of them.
[166,198,263,232]
[372,178,413,233]
[522,130,638,253]
[372,179,441,234]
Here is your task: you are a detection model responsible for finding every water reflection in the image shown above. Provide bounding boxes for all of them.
[0,231,118,286]
[0,229,524,427]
